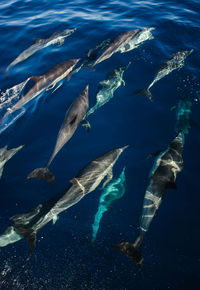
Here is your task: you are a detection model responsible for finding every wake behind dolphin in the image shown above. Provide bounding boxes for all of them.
[27,85,89,184]
[0,146,128,254]
[134,49,193,101]
[91,167,126,243]
[6,28,77,73]
[112,133,184,266]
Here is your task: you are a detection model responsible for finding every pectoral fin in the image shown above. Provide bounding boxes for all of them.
[67,72,72,81]
[51,83,63,95]
[102,168,113,189]
[52,215,59,225]
[57,39,64,46]
[81,119,91,132]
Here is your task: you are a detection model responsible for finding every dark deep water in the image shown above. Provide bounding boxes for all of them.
[0,0,200,289]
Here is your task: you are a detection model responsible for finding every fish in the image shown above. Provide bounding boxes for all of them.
[1,59,80,123]
[86,30,139,70]
[119,27,155,53]
[134,49,194,101]
[91,167,126,243]
[27,85,90,184]
[6,28,77,72]
[72,39,111,75]
[85,62,131,120]
[112,133,184,267]
[0,145,24,179]
[0,145,128,253]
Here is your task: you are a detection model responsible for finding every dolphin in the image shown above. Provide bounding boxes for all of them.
[86,30,139,70]
[91,167,126,243]
[72,39,111,75]
[134,49,193,101]
[84,62,131,120]
[0,145,24,179]
[0,146,128,254]
[112,133,184,267]
[27,85,90,184]
[6,28,77,73]
[119,27,155,53]
[1,59,80,123]
[175,97,192,135]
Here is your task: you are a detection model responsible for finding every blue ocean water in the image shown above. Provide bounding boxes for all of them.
[0,0,200,289]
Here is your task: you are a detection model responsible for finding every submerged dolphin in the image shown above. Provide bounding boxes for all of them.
[6,28,77,72]
[112,133,184,267]
[119,27,155,53]
[175,97,192,134]
[0,145,24,179]
[84,62,130,120]
[27,85,89,184]
[0,146,128,254]
[1,59,80,123]
[72,39,110,75]
[134,49,193,101]
[91,167,126,243]
[87,30,139,70]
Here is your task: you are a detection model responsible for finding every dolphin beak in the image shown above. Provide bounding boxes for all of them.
[121,145,129,151]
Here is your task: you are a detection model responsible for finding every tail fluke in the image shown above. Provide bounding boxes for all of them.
[14,226,36,255]
[84,65,95,71]
[112,241,143,267]
[27,167,55,184]
[134,89,153,102]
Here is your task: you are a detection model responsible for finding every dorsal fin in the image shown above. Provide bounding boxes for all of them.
[14,227,36,255]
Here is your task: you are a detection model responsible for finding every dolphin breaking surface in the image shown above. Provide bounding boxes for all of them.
[0,146,128,254]
[91,167,126,243]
